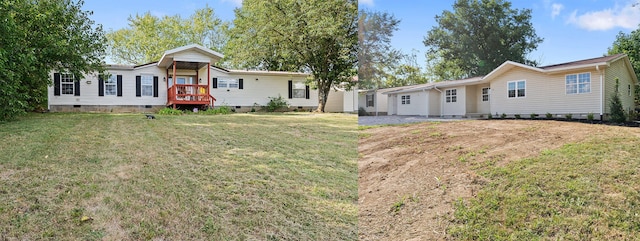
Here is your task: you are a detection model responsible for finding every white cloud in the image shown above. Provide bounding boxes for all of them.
[551,3,564,19]
[220,0,243,7]
[567,2,640,31]
[359,0,374,7]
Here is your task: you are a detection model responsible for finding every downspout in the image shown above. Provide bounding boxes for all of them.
[434,86,443,117]
[374,88,379,116]
[597,65,603,120]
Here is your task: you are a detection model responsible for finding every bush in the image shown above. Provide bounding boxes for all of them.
[358,107,369,116]
[565,113,572,120]
[501,113,507,119]
[530,113,538,119]
[587,113,595,121]
[487,113,493,119]
[158,107,183,115]
[514,114,521,119]
[266,95,289,112]
[545,112,553,119]
[610,78,626,123]
[201,105,232,115]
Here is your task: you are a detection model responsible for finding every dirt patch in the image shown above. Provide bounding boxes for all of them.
[358,120,627,240]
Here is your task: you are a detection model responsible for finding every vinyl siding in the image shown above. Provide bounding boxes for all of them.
[490,67,602,115]
[358,91,388,113]
[396,91,428,116]
[604,59,636,114]
[477,85,491,114]
[428,89,441,116]
[442,86,466,116]
[325,89,345,112]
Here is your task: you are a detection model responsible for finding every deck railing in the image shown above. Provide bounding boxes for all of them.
[168,84,211,103]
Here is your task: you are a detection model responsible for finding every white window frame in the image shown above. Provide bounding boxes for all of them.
[508,80,526,98]
[61,73,75,95]
[446,89,457,103]
[565,73,590,94]
[141,74,153,96]
[401,95,410,105]
[105,74,117,96]
[366,94,374,107]
[482,87,490,102]
[218,78,239,89]
[292,81,305,98]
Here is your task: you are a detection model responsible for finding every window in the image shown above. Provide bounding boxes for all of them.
[141,75,153,96]
[105,75,116,96]
[366,94,374,107]
[566,73,590,94]
[61,73,75,95]
[217,78,239,89]
[446,89,457,103]
[482,87,490,102]
[629,84,632,96]
[292,81,305,98]
[508,80,526,98]
[401,95,410,105]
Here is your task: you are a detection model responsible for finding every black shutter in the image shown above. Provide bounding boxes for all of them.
[288,80,293,99]
[74,76,80,96]
[239,78,243,89]
[212,78,217,88]
[117,75,123,97]
[305,85,310,99]
[98,75,104,96]
[135,76,141,97]
[153,76,159,97]
[54,73,60,96]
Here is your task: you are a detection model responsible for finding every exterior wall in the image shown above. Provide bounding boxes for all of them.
[325,89,345,112]
[48,65,168,111]
[210,70,317,109]
[343,90,357,113]
[466,85,478,113]
[604,59,636,114]
[396,91,428,116]
[358,90,388,115]
[442,86,466,116]
[476,84,491,114]
[490,67,602,116]
[387,94,397,115]
[428,89,441,116]
[49,105,164,113]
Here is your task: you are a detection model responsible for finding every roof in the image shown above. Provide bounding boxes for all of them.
[539,54,626,70]
[383,76,484,95]
[157,44,224,68]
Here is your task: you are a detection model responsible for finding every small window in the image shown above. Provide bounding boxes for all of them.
[141,75,153,96]
[218,79,238,89]
[366,94,374,107]
[566,73,590,94]
[61,73,75,95]
[292,81,306,98]
[446,89,457,103]
[482,87,490,102]
[508,80,526,98]
[105,75,117,96]
[401,95,410,105]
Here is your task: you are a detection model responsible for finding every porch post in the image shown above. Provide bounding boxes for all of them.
[207,62,211,107]
[172,60,177,109]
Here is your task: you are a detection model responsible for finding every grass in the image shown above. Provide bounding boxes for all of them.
[0,112,357,240]
[449,134,640,240]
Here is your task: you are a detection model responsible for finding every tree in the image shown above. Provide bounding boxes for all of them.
[358,9,402,90]
[384,50,429,87]
[610,78,627,123]
[226,0,357,112]
[0,0,106,120]
[108,6,229,65]
[424,0,543,80]
[608,25,640,105]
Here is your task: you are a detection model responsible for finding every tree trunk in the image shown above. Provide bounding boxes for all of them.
[315,80,331,113]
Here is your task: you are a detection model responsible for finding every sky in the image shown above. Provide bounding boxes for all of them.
[358,0,640,68]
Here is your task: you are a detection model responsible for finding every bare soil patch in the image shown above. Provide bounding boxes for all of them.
[358,120,633,240]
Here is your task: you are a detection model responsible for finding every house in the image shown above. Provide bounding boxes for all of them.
[48,44,319,112]
[382,54,638,120]
[358,86,406,115]
[324,76,359,113]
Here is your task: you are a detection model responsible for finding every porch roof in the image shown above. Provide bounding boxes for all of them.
[157,44,224,68]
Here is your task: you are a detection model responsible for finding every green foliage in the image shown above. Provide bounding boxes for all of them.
[358,107,369,116]
[226,0,357,112]
[107,6,229,65]
[487,113,492,119]
[357,9,402,89]
[383,50,430,87]
[530,113,538,119]
[157,107,183,115]
[587,113,595,121]
[608,25,640,106]
[546,112,553,119]
[501,113,507,119]
[565,113,572,120]
[0,0,106,121]
[424,0,543,80]
[514,114,521,119]
[266,95,290,112]
[610,78,627,123]
[200,105,232,115]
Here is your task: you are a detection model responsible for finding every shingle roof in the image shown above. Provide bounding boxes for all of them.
[540,54,626,70]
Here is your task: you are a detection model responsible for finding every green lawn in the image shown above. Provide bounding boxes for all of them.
[0,113,357,240]
[450,131,640,240]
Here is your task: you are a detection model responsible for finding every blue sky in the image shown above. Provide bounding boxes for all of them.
[358,0,640,67]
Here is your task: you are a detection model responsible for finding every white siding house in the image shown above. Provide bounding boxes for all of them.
[383,54,638,120]
[48,44,320,112]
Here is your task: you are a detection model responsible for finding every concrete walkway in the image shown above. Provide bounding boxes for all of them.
[358,115,467,126]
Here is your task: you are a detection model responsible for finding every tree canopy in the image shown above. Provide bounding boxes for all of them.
[358,9,402,89]
[107,6,229,65]
[0,0,106,120]
[424,0,543,80]
[226,0,357,112]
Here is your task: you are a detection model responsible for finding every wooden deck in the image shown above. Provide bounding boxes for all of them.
[167,84,216,107]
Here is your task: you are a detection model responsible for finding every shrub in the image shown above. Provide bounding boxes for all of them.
[628,109,638,122]
[266,95,289,112]
[565,113,572,120]
[514,114,521,119]
[545,112,553,119]
[587,113,594,121]
[610,78,626,123]
[487,113,493,119]
[530,113,538,119]
[158,107,183,115]
[501,113,507,119]
[199,105,232,115]
[358,107,369,116]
